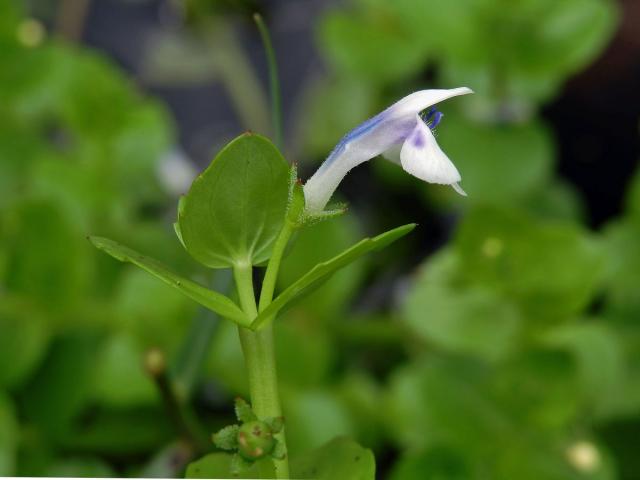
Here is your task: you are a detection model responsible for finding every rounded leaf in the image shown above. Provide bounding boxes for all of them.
[178,133,290,268]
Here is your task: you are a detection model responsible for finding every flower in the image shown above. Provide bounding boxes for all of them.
[303,87,473,212]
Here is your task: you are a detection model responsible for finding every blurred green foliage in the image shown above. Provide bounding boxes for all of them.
[0,1,199,475]
[2,0,639,479]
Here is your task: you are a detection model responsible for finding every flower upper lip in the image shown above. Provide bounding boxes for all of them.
[303,87,473,212]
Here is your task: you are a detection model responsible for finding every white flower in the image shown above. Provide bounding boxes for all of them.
[303,87,473,212]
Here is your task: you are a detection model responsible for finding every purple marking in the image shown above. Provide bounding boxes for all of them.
[413,130,425,148]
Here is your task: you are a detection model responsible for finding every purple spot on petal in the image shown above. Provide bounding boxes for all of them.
[413,131,425,148]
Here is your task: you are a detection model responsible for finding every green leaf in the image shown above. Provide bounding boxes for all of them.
[291,436,375,480]
[393,0,617,104]
[277,214,366,322]
[626,166,640,216]
[389,447,471,480]
[521,179,585,222]
[542,322,627,418]
[88,236,248,325]
[112,267,198,351]
[58,407,173,455]
[386,357,502,451]
[437,114,554,203]
[0,297,49,389]
[5,199,91,312]
[21,331,100,439]
[386,356,608,480]
[454,206,604,320]
[45,457,115,476]
[402,282,522,362]
[491,349,581,431]
[602,217,640,316]
[284,389,355,458]
[93,332,156,408]
[178,133,290,268]
[319,8,427,83]
[0,393,18,475]
[185,452,273,479]
[250,223,416,329]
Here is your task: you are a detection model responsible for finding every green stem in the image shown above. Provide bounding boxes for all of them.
[233,263,289,479]
[253,13,283,149]
[259,222,293,312]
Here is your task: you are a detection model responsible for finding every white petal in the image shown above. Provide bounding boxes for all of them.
[381,144,402,164]
[400,114,464,194]
[451,182,467,196]
[389,87,473,118]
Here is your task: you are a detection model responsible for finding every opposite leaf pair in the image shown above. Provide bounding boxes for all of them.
[90,134,415,330]
[91,88,471,330]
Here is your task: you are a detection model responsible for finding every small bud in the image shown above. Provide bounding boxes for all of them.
[237,420,276,461]
[144,348,166,377]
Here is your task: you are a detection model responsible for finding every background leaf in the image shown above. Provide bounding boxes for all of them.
[185,452,273,479]
[402,282,522,362]
[0,393,17,475]
[454,206,604,320]
[291,436,376,480]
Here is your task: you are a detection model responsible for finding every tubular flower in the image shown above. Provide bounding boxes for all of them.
[303,87,473,212]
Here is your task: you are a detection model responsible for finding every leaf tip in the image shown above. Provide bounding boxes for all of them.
[87,235,102,247]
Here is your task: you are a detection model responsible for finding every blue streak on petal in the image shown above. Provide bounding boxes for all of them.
[313,111,387,175]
